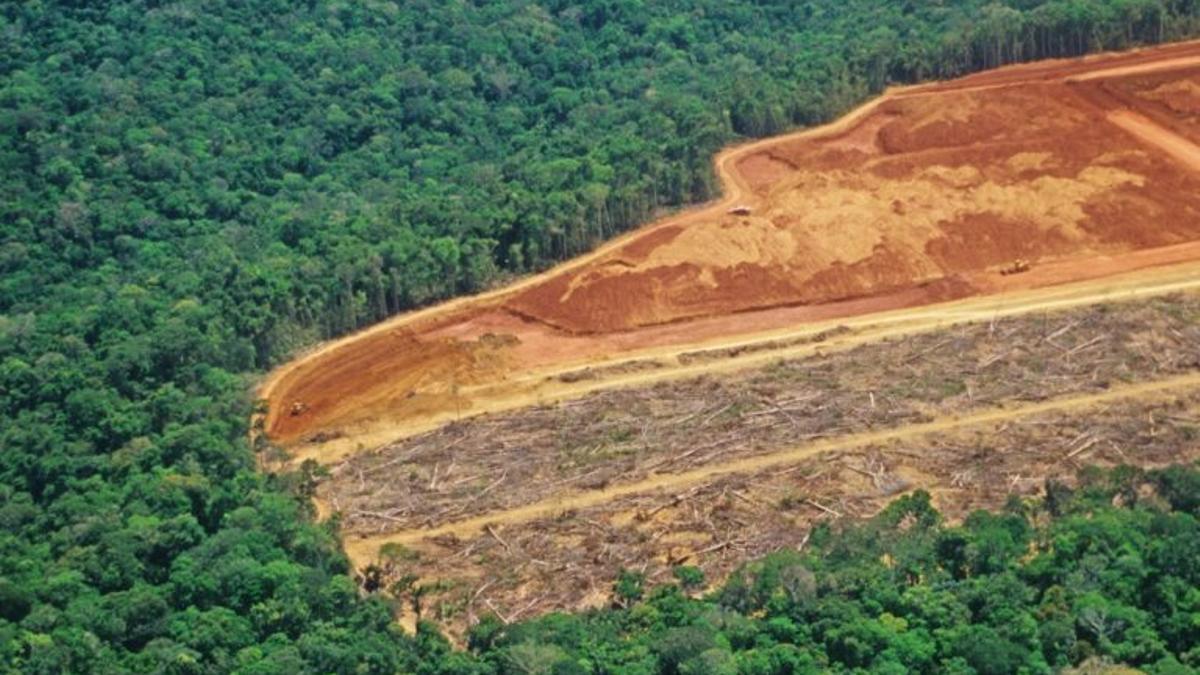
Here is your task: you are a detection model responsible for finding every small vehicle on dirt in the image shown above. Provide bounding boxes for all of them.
[1000,258,1031,275]
[727,205,753,216]
[290,401,309,416]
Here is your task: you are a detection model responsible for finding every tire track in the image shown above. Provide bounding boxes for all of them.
[1107,109,1200,172]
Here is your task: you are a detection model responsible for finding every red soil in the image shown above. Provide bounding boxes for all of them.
[504,74,1200,334]
[264,41,1200,448]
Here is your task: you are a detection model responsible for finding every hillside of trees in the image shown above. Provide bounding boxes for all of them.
[3,0,1200,672]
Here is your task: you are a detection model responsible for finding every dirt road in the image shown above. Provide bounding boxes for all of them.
[1107,109,1200,170]
[1065,54,1200,81]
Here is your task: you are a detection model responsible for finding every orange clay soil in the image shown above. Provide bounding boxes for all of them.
[1099,68,1200,144]
[263,41,1200,452]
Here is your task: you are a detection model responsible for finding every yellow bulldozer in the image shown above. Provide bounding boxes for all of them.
[1000,258,1031,276]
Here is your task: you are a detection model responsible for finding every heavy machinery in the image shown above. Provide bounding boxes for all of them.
[1000,258,1031,275]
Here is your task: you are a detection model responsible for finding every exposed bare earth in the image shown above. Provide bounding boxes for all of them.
[331,295,1200,539]
[263,41,1200,452]
[506,77,1200,334]
[284,261,1200,465]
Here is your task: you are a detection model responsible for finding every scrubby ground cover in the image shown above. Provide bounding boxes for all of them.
[369,390,1199,642]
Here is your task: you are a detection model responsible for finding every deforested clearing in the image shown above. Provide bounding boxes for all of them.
[330,291,1200,639]
[264,42,1200,451]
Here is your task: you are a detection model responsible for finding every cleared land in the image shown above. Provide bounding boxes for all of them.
[329,295,1200,537]
[506,75,1200,334]
[263,41,1200,452]
[328,292,1200,635]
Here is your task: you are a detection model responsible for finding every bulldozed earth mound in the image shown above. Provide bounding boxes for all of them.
[264,41,1200,459]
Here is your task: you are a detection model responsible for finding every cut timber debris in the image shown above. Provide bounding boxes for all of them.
[323,293,1200,537]
[325,292,1200,641]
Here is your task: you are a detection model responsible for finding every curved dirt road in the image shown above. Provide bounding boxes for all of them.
[1107,109,1200,169]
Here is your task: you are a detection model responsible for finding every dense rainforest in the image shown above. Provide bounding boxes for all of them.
[2,0,1200,672]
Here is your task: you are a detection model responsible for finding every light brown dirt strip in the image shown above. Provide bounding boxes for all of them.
[291,261,1200,464]
[1107,109,1200,171]
[343,370,1200,559]
[1065,54,1200,81]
